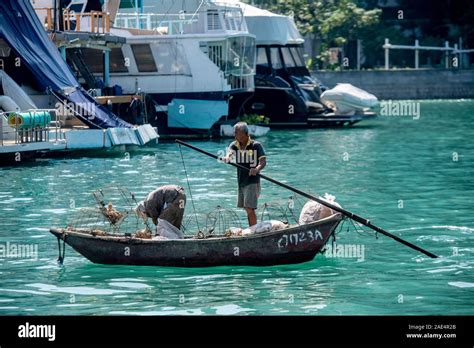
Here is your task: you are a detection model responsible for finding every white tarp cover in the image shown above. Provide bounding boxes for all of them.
[320,83,379,114]
[223,1,303,45]
[0,70,37,110]
[134,124,159,145]
[107,127,141,145]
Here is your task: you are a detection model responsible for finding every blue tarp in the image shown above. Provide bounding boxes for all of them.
[0,0,131,129]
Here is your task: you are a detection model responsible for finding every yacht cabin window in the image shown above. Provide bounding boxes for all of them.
[270,47,283,70]
[281,47,296,68]
[153,42,191,75]
[207,10,222,31]
[79,48,128,74]
[290,46,305,67]
[256,47,269,67]
[131,44,158,73]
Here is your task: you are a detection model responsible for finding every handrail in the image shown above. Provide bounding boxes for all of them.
[63,10,110,33]
[116,13,199,19]
[115,13,199,34]
[383,40,454,51]
[35,7,55,31]
[0,109,62,146]
[382,38,472,69]
[454,48,474,54]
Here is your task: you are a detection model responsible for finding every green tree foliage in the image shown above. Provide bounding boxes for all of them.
[360,0,474,68]
[244,0,474,69]
[243,0,381,68]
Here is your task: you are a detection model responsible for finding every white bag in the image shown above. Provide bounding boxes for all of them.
[241,220,287,235]
[299,193,341,225]
[156,218,184,239]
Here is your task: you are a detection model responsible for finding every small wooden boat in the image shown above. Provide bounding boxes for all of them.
[50,214,342,267]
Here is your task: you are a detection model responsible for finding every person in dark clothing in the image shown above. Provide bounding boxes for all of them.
[136,185,186,229]
[223,122,267,227]
[127,93,144,125]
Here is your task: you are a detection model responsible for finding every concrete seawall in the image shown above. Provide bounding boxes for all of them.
[312,69,474,100]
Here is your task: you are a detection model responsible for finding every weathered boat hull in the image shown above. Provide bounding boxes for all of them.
[50,214,342,267]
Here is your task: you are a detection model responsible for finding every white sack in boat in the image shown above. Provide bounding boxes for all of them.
[155,218,184,239]
[299,193,341,225]
[242,220,287,235]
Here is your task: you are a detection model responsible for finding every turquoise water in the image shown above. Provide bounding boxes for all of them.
[0,99,473,315]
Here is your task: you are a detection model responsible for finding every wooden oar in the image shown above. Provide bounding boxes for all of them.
[176,139,438,259]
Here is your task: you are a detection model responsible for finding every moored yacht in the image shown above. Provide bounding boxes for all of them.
[41,0,257,137]
[1,0,158,164]
[229,1,378,127]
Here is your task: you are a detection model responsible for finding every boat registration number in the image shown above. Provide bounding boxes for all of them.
[277,229,323,249]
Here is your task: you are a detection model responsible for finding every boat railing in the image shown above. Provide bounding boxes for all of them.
[211,1,243,8]
[209,3,246,30]
[0,109,63,147]
[114,8,246,35]
[115,13,200,35]
[63,10,111,34]
[34,7,55,31]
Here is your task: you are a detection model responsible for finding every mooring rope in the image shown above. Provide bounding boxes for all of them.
[178,144,201,233]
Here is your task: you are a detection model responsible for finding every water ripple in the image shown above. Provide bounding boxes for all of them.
[26,283,134,295]
[0,101,473,315]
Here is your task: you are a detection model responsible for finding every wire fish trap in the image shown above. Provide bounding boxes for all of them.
[259,196,306,225]
[66,186,152,238]
[204,205,242,237]
[259,202,290,224]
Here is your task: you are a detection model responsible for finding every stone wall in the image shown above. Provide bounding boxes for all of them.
[312,69,474,100]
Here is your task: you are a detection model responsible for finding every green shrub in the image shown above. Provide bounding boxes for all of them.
[238,114,270,125]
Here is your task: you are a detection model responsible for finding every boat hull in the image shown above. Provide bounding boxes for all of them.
[111,92,229,138]
[50,214,342,267]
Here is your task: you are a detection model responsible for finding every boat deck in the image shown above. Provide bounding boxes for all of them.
[0,139,66,153]
[1,125,158,164]
[307,112,377,126]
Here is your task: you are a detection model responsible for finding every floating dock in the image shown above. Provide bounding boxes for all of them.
[1,111,158,164]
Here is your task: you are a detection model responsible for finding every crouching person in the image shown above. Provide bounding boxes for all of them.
[136,185,186,230]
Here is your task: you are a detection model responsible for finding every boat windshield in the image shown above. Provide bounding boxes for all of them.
[290,46,305,67]
[204,36,256,77]
[281,47,296,68]
[263,46,307,70]
[256,47,269,67]
[227,36,256,76]
[270,47,283,69]
[279,46,306,69]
